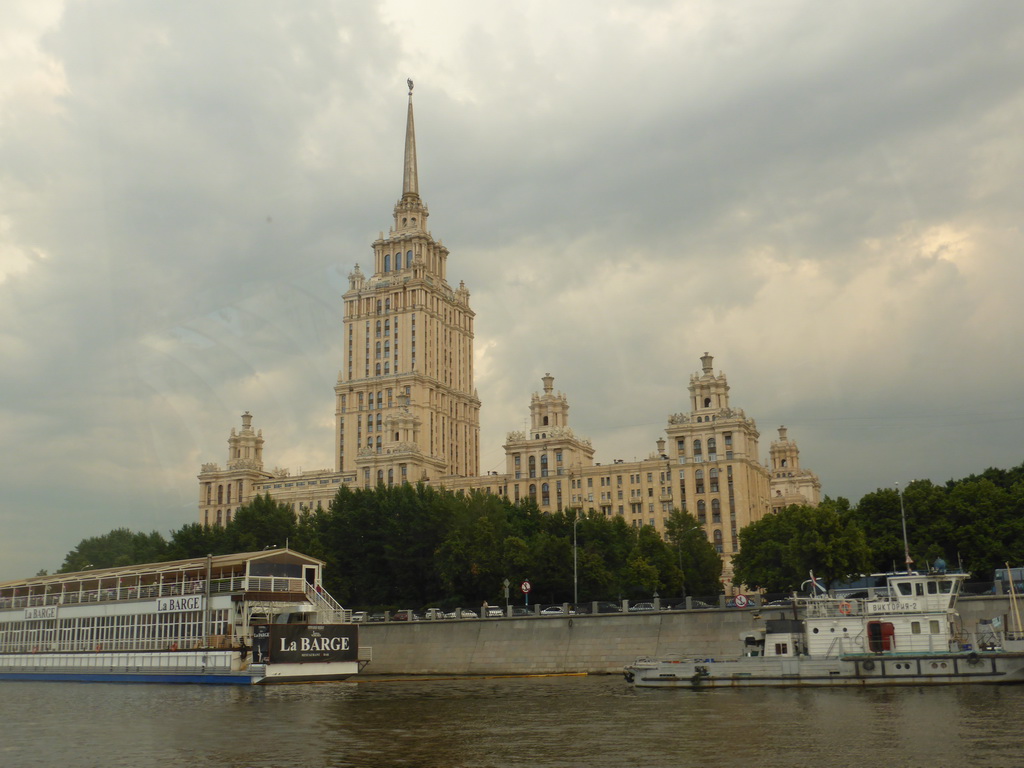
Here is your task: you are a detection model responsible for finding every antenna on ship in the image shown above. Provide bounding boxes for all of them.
[896,482,913,574]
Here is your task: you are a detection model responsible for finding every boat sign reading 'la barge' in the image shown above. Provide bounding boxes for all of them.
[270,624,358,664]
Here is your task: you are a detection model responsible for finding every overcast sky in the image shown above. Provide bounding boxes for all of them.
[2,1,1022,580]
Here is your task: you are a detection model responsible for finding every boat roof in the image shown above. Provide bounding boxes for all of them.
[0,548,324,590]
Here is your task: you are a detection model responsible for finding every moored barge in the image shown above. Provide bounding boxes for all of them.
[0,548,369,685]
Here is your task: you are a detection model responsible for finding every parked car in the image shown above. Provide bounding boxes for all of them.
[540,605,565,615]
[628,602,656,612]
[486,605,504,618]
[392,610,421,621]
[595,601,622,614]
[351,611,368,623]
[423,608,446,620]
[445,609,478,619]
[367,612,386,622]
[511,606,533,617]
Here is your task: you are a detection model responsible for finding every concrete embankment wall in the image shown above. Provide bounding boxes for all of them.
[357,596,1014,675]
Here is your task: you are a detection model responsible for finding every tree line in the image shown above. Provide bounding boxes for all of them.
[57,484,723,609]
[57,462,1024,604]
[733,464,1024,591]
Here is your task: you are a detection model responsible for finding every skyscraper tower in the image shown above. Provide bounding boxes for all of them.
[334,81,480,486]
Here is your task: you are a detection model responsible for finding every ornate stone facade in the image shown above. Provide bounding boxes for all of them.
[197,87,821,579]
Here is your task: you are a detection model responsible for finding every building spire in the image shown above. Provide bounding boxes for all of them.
[403,78,419,200]
[393,79,428,234]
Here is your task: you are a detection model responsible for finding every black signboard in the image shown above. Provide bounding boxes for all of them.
[268,624,359,664]
[252,624,270,663]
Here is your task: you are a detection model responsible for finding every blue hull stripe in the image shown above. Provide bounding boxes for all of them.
[0,671,254,685]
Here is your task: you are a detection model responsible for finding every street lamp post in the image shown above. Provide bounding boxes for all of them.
[573,513,581,606]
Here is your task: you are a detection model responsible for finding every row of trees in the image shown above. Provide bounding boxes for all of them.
[58,485,723,609]
[58,462,1024,604]
[733,465,1024,591]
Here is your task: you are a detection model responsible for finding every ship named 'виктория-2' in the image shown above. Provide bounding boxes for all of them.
[0,548,369,684]
[625,569,1024,688]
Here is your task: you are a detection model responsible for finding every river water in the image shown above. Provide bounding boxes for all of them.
[2,675,1022,767]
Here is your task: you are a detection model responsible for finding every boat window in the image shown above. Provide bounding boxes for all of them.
[911,621,921,634]
[939,580,953,593]
[897,582,912,596]
[930,620,940,634]
[927,581,938,594]
[915,583,925,596]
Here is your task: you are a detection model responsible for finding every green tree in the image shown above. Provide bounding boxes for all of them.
[58,528,168,573]
[732,501,871,592]
[664,509,723,596]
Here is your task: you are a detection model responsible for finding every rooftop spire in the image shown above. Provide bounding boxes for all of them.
[403,78,419,199]
[393,79,428,234]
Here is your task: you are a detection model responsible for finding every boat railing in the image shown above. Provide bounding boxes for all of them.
[0,634,238,655]
[303,582,352,623]
[0,575,314,610]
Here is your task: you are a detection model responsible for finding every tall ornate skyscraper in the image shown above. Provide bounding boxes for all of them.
[197,86,821,588]
[334,81,480,486]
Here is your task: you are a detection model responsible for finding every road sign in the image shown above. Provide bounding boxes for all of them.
[521,580,531,594]
[733,594,748,608]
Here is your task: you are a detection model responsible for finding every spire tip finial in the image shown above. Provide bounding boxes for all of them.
[407,78,414,95]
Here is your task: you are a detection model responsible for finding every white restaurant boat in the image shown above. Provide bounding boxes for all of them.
[0,548,369,685]
[624,570,1024,688]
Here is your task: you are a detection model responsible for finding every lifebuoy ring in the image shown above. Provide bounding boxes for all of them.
[838,601,852,615]
[862,660,875,671]
[169,642,179,652]
[967,652,981,666]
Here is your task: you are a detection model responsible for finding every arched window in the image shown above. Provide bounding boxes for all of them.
[375,363,381,375]
[407,250,413,264]
[226,485,231,504]
[704,397,712,408]
[385,298,391,312]
[713,529,723,552]
[529,484,537,501]
[376,413,382,428]
[376,435,382,452]
[697,499,706,514]
[384,320,390,336]
[388,469,394,486]
[529,456,537,478]
[707,438,717,452]
[217,485,224,504]
[693,440,702,455]
[712,499,721,523]
[376,320,381,337]
[376,342,381,359]
[394,252,402,269]
[542,483,550,505]
[540,454,548,476]
[384,253,390,271]
[543,415,549,425]
[384,362,390,374]
[377,470,384,483]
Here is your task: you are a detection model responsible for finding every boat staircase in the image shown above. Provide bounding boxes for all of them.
[304,583,352,624]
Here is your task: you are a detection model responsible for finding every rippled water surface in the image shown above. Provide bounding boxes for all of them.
[3,675,1023,767]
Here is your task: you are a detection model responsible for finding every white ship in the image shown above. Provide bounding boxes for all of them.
[625,570,1024,688]
[0,548,370,685]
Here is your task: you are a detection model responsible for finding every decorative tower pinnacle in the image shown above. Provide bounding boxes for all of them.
[394,78,428,233]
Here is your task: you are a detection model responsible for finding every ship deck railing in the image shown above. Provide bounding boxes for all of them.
[0,576,314,610]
